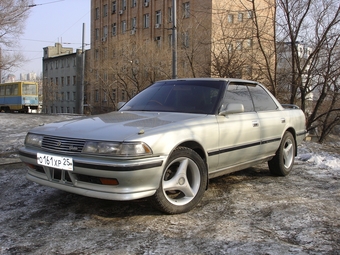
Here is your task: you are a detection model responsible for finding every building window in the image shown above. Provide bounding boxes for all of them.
[112,89,116,102]
[103,25,108,39]
[73,92,76,101]
[228,14,234,23]
[183,2,190,18]
[67,76,70,86]
[73,76,76,85]
[131,17,136,30]
[121,0,126,10]
[103,4,108,17]
[246,66,252,77]
[95,49,99,60]
[168,34,173,47]
[103,47,108,59]
[67,92,70,101]
[61,92,64,101]
[247,10,253,19]
[55,77,59,86]
[61,77,64,86]
[155,36,161,47]
[121,90,125,101]
[238,13,243,22]
[156,10,161,26]
[121,20,127,33]
[236,41,243,51]
[112,23,117,36]
[95,7,100,19]
[182,32,189,48]
[95,90,99,102]
[246,39,253,48]
[111,1,116,13]
[131,0,136,7]
[144,0,149,7]
[168,7,173,22]
[143,13,150,28]
[95,28,100,40]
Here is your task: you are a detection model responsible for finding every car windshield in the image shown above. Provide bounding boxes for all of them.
[120,80,224,114]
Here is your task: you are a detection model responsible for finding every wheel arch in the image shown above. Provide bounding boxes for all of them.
[175,141,209,190]
[284,127,298,156]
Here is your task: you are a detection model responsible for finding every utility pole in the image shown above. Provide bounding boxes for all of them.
[172,0,177,79]
[76,23,85,114]
[80,23,85,114]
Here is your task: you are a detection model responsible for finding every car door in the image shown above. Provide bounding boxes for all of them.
[216,83,261,170]
[247,84,284,158]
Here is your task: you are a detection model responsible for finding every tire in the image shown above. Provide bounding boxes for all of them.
[151,147,207,214]
[268,131,296,176]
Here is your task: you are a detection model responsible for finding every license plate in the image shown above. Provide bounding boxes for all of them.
[37,153,73,171]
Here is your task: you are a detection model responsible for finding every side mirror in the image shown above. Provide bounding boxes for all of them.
[219,103,244,116]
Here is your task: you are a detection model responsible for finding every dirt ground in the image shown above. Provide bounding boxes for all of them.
[0,113,339,254]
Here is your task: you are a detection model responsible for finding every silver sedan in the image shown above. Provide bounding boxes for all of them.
[19,78,306,214]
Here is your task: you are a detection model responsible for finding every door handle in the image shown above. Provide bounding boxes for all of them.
[281,118,286,123]
[252,121,259,127]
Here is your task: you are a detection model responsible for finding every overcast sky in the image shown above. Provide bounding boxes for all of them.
[12,0,91,78]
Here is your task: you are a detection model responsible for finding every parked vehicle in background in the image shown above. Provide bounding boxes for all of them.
[19,78,306,214]
[0,81,39,113]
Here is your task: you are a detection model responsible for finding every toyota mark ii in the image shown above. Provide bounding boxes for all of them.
[19,78,306,214]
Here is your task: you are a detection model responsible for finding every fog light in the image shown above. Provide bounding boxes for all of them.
[99,178,119,185]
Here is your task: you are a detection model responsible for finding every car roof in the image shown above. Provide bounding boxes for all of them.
[156,77,259,85]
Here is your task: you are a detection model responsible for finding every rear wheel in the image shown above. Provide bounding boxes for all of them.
[268,131,296,176]
[151,147,207,214]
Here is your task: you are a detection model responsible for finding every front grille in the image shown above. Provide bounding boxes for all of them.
[42,135,86,153]
[51,169,72,183]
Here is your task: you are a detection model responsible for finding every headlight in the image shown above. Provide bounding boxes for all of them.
[82,141,152,156]
[25,134,43,147]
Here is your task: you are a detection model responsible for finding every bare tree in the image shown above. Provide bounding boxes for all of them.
[0,0,32,72]
[208,1,277,89]
[86,38,172,114]
[276,0,340,142]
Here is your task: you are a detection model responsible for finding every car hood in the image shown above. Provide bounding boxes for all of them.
[29,111,207,141]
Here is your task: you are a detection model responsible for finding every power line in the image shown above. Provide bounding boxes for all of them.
[28,0,64,8]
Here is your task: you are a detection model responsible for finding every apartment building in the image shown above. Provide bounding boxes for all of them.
[42,43,84,114]
[87,0,275,114]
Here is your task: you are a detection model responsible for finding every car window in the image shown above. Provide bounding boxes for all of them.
[223,84,254,112]
[120,80,224,114]
[248,84,278,111]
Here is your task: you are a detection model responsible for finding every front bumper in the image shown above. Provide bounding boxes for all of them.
[19,147,166,201]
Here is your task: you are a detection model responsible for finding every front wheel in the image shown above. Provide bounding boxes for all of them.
[151,147,207,214]
[268,131,296,176]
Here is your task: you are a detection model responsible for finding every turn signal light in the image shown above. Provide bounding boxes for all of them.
[99,178,119,185]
